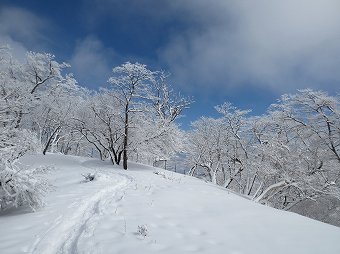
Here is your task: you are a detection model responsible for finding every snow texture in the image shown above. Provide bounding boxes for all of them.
[0,154,339,254]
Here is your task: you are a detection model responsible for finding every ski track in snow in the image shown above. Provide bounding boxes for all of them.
[30,169,133,254]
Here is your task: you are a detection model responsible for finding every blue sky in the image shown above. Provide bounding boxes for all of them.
[1,0,340,128]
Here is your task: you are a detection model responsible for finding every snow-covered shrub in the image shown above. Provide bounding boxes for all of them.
[0,159,49,211]
[0,128,42,161]
[153,171,179,182]
[153,171,166,177]
[0,127,48,211]
[81,173,96,182]
[136,225,148,238]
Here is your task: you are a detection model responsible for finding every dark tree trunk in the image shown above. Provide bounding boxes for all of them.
[123,104,129,170]
[43,126,61,155]
[15,110,23,128]
[115,150,123,165]
[247,174,257,196]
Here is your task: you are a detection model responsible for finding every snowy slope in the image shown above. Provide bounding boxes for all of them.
[0,154,340,254]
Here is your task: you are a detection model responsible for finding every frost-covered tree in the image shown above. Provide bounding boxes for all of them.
[28,76,81,155]
[129,109,185,165]
[0,47,23,128]
[187,103,251,188]
[108,62,155,169]
[127,72,188,165]
[253,90,340,208]
[10,52,72,129]
[108,62,190,169]
[18,52,79,155]
[249,113,310,208]
[215,103,252,190]
[0,47,70,211]
[187,117,227,184]
[71,88,126,163]
[0,47,78,150]
[186,90,340,215]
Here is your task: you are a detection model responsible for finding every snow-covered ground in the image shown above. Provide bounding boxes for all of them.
[1,154,340,254]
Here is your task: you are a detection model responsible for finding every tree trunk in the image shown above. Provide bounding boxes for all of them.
[247,174,257,196]
[223,178,233,188]
[123,104,129,170]
[254,180,288,203]
[117,150,123,165]
[223,167,244,188]
[189,165,197,176]
[15,110,24,128]
[43,126,61,155]
[211,170,217,184]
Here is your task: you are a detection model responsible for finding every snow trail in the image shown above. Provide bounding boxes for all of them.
[28,159,133,254]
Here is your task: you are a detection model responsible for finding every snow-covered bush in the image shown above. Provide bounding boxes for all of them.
[0,128,42,161]
[81,173,96,182]
[0,127,48,211]
[0,160,49,211]
[153,171,179,182]
[136,225,148,238]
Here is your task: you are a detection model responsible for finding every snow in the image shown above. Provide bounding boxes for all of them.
[1,154,340,254]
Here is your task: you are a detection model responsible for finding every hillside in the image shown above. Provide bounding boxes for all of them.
[0,154,339,254]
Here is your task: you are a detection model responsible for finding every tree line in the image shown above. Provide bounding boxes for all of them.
[0,46,339,225]
[186,90,340,216]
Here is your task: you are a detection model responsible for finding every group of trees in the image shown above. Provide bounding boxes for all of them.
[1,45,339,226]
[186,90,340,217]
[72,63,189,169]
[0,46,189,210]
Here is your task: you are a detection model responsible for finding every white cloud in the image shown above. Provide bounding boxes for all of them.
[3,1,339,94]
[70,35,116,87]
[158,0,340,93]
[0,6,48,60]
